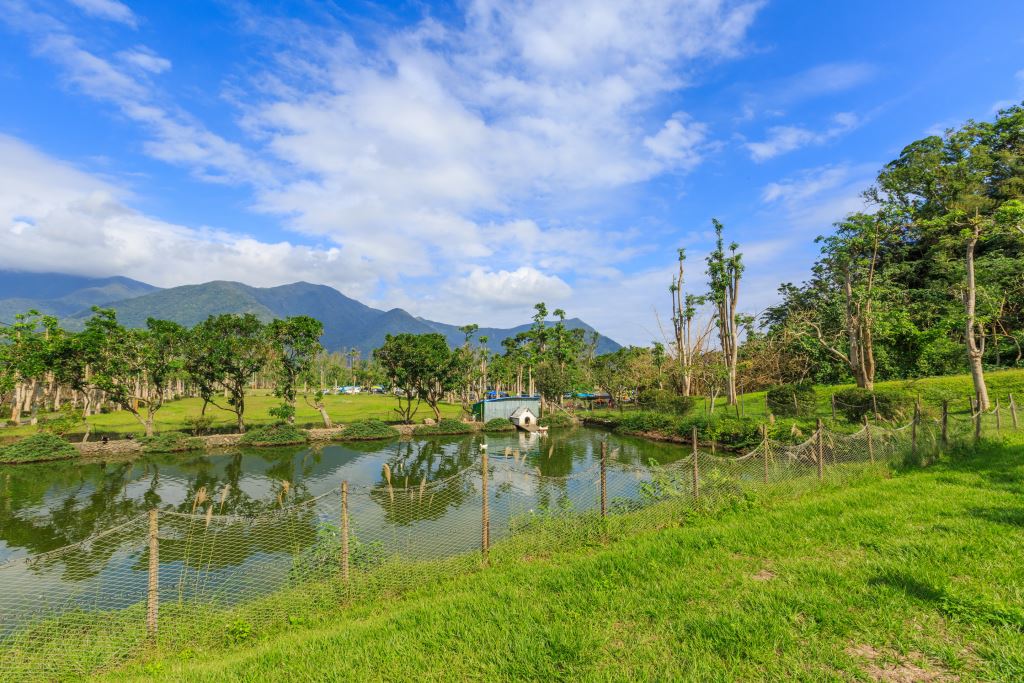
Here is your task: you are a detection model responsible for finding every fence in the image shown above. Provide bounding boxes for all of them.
[0,396,1018,680]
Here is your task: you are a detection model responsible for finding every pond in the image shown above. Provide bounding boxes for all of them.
[0,427,689,635]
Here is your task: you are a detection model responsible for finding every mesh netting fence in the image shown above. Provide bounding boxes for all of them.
[0,402,1018,680]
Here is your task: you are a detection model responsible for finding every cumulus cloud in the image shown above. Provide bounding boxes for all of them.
[746,112,860,162]
[0,135,373,295]
[643,113,708,169]
[454,267,571,307]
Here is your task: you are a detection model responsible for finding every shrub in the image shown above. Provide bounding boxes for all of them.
[637,389,695,416]
[538,413,576,429]
[37,405,84,437]
[413,418,474,435]
[766,382,817,417]
[338,419,400,441]
[0,433,77,463]
[483,418,515,433]
[613,411,677,435]
[834,387,913,423]
[239,423,308,447]
[183,415,214,436]
[139,431,205,453]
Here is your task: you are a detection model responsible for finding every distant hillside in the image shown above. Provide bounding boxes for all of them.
[0,272,158,321]
[1,272,621,354]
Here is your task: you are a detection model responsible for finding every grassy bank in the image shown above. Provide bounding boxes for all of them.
[0,393,463,441]
[99,434,1024,682]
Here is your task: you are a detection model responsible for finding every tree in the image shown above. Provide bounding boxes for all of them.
[187,314,270,433]
[267,316,324,424]
[669,248,712,396]
[705,219,744,405]
[375,333,461,423]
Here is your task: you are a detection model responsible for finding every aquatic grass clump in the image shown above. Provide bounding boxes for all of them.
[413,418,474,435]
[0,432,77,464]
[336,419,400,441]
[538,413,576,429]
[239,423,308,447]
[482,418,515,433]
[140,431,205,453]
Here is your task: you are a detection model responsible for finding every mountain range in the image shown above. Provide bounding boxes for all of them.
[0,271,621,354]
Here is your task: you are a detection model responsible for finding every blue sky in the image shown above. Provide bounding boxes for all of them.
[1,0,1022,345]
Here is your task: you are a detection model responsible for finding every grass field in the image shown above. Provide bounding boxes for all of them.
[0,392,464,440]
[102,433,1024,682]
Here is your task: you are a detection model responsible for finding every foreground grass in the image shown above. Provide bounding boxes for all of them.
[1,393,463,439]
[103,434,1024,682]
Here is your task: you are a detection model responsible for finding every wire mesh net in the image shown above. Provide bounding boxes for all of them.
[0,405,1017,680]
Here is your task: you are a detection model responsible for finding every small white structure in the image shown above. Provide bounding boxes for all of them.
[510,406,539,430]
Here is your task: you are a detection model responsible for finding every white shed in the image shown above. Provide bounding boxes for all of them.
[509,405,538,428]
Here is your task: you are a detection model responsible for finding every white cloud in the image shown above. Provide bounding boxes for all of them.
[67,0,136,27]
[453,267,571,308]
[760,163,876,231]
[0,135,372,295]
[116,47,171,74]
[746,112,861,162]
[643,113,708,169]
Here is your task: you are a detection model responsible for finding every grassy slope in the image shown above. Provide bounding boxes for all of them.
[1,393,463,439]
[587,367,1024,421]
[106,435,1024,682]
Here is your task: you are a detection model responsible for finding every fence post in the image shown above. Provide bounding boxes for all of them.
[831,394,836,421]
[340,481,350,583]
[995,398,1002,434]
[762,424,769,484]
[941,400,948,448]
[147,509,159,642]
[1011,394,1019,430]
[872,393,880,420]
[864,416,874,464]
[911,402,919,458]
[481,448,489,560]
[974,397,982,444]
[691,426,700,499]
[600,438,608,517]
[816,418,824,482]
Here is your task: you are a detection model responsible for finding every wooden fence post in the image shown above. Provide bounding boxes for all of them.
[864,416,874,464]
[147,509,159,642]
[872,393,880,420]
[691,426,700,499]
[1010,394,1019,430]
[762,425,770,484]
[995,398,1002,433]
[941,400,948,448]
[831,394,836,421]
[481,448,489,560]
[816,418,824,482]
[340,481,350,583]
[600,439,608,517]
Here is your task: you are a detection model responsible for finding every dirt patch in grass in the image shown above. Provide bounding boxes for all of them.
[846,644,958,682]
[752,568,776,581]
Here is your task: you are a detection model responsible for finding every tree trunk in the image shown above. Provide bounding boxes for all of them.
[965,231,990,410]
[318,404,332,428]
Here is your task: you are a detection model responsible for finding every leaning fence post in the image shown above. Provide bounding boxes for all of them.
[941,400,948,448]
[762,425,769,484]
[600,438,608,517]
[864,416,874,464]
[340,481,350,583]
[691,426,700,499]
[1010,394,1019,430]
[147,509,159,642]
[816,418,824,482]
[995,398,1002,434]
[481,447,489,560]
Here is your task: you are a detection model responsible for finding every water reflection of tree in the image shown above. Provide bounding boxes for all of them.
[368,437,477,525]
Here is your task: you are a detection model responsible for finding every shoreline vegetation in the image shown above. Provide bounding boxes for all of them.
[2,367,1021,464]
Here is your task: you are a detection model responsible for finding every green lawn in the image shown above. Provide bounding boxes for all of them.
[103,434,1024,682]
[1,393,463,439]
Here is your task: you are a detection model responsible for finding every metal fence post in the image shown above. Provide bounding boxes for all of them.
[816,418,824,482]
[995,398,1002,434]
[941,400,948,448]
[974,397,982,444]
[762,425,770,484]
[600,439,608,517]
[691,426,699,499]
[831,394,836,421]
[911,402,919,458]
[481,448,489,560]
[1011,393,1019,430]
[147,509,159,642]
[341,481,350,583]
[864,416,874,464]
